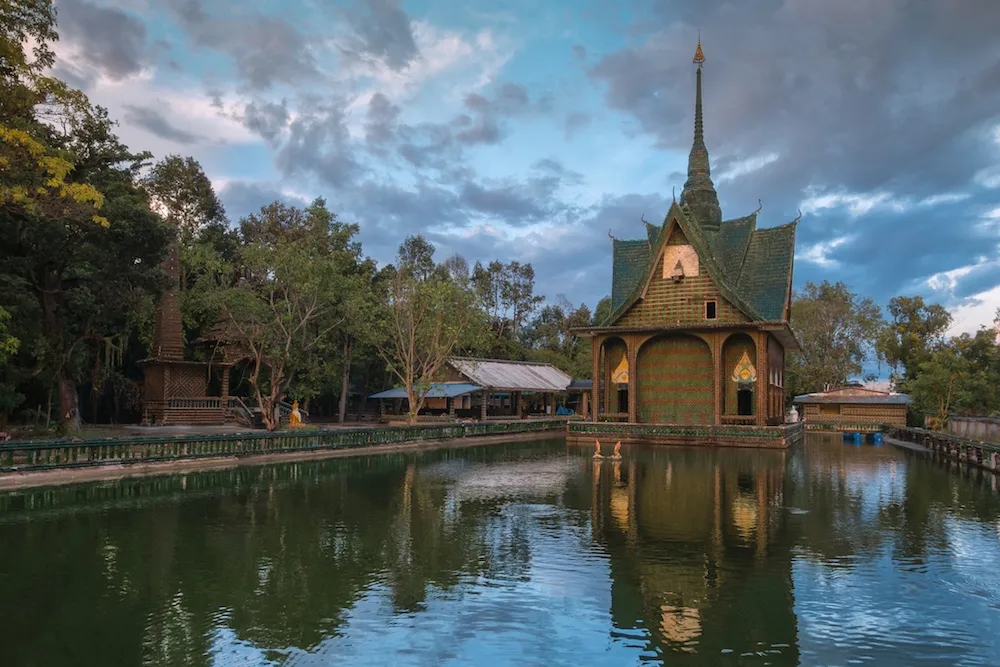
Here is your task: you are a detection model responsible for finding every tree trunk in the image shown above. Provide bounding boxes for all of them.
[59,374,81,432]
[338,336,352,423]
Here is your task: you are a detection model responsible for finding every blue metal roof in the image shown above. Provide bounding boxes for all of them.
[369,383,482,399]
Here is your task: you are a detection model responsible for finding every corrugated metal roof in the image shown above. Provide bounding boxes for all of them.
[369,383,481,399]
[793,392,911,405]
[449,358,573,392]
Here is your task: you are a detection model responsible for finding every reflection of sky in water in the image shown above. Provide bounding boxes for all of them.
[3,438,1000,666]
[793,444,1000,666]
[207,513,642,667]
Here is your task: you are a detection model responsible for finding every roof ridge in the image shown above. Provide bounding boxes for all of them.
[451,356,557,366]
[605,202,763,324]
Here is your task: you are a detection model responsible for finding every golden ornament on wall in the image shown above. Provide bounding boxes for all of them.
[731,350,756,383]
[612,354,629,384]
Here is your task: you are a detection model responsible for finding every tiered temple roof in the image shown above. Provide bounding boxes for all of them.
[604,39,796,327]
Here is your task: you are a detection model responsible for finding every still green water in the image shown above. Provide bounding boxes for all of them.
[1,435,999,666]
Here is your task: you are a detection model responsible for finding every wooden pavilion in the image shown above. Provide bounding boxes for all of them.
[569,40,802,448]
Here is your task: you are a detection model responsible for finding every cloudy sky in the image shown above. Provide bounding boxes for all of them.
[51,0,1000,334]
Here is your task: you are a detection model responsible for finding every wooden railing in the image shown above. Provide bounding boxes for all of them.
[0,420,569,473]
[168,397,223,409]
[883,425,1000,475]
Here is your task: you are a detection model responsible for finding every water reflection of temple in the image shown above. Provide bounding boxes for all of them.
[586,448,799,663]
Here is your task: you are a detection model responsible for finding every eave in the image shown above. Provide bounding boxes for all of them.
[571,320,800,351]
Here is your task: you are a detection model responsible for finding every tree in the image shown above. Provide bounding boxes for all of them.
[374,236,486,425]
[906,329,999,425]
[143,155,225,235]
[1,97,171,431]
[593,296,613,327]
[190,200,363,431]
[785,281,884,399]
[471,260,544,344]
[877,295,952,382]
[0,306,20,428]
[521,296,594,379]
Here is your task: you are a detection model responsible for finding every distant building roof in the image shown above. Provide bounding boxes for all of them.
[449,357,573,392]
[568,379,593,391]
[369,383,481,399]
[793,386,911,405]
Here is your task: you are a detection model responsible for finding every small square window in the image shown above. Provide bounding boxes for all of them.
[705,300,717,319]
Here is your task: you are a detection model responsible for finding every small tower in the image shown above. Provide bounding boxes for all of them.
[679,36,722,232]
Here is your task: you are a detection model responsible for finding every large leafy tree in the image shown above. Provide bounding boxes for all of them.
[189,200,366,430]
[375,235,486,425]
[785,281,885,399]
[472,259,544,350]
[0,4,171,430]
[877,295,952,382]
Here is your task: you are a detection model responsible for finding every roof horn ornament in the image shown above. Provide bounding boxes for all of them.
[792,209,802,224]
[608,229,617,241]
[754,199,763,215]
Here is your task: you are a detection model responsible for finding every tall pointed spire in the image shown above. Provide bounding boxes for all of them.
[680,36,722,232]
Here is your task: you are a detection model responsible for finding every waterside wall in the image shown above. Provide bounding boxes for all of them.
[885,425,1000,475]
[0,420,568,477]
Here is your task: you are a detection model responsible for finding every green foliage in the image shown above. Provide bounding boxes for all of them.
[143,155,226,234]
[786,281,884,399]
[374,235,488,424]
[188,199,370,430]
[877,295,952,382]
[904,328,1000,424]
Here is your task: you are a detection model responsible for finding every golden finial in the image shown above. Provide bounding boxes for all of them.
[693,33,705,67]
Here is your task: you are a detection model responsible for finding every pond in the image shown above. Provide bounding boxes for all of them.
[1,435,998,666]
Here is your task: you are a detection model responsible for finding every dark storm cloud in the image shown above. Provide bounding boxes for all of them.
[365,93,401,146]
[340,0,419,70]
[454,83,550,146]
[217,181,308,221]
[459,182,548,222]
[56,0,148,79]
[532,158,583,186]
[590,0,1000,208]
[240,99,289,142]
[275,99,363,188]
[123,104,204,144]
[161,0,318,90]
[424,192,673,309]
[587,0,1000,309]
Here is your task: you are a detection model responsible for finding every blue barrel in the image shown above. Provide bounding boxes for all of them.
[873,432,884,446]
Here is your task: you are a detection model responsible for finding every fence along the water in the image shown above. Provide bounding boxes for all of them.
[0,420,568,473]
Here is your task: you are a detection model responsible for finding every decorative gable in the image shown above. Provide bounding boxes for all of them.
[613,239,749,328]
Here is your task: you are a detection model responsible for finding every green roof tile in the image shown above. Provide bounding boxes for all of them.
[611,239,650,311]
[607,205,796,325]
[711,214,755,280]
[735,222,796,321]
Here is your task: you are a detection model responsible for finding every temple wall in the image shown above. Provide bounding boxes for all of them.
[637,334,713,425]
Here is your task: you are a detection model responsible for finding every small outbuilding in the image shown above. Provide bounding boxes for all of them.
[792,386,910,432]
[370,358,576,420]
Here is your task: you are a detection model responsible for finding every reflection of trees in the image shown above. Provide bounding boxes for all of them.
[783,434,1000,566]
[4,435,1000,665]
[0,440,562,666]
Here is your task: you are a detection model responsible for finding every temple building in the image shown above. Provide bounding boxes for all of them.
[569,41,802,448]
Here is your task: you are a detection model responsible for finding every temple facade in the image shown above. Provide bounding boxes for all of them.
[569,41,801,448]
